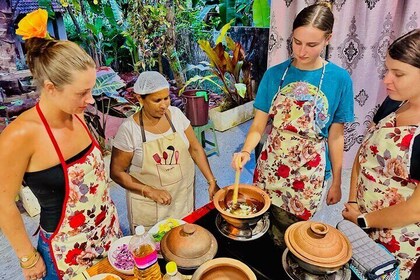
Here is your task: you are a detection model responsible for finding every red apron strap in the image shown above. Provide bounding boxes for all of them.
[35,103,66,165]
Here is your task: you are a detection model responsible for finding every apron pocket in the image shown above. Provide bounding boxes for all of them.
[156,164,183,187]
[129,196,158,230]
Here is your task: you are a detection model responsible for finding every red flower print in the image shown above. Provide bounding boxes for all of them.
[253,169,259,183]
[260,150,268,160]
[399,134,413,151]
[370,145,379,155]
[294,100,305,107]
[277,164,290,178]
[284,124,298,133]
[364,173,376,182]
[307,154,321,168]
[380,235,400,253]
[69,211,86,229]
[89,183,98,195]
[110,215,116,228]
[296,208,311,221]
[95,210,106,226]
[65,248,83,265]
[273,190,283,197]
[292,180,305,191]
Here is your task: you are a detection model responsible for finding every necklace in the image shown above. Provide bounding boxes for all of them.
[141,109,175,140]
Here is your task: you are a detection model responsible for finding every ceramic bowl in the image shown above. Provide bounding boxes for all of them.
[213,184,271,229]
[192,257,257,280]
[89,273,122,280]
[284,221,352,275]
[160,223,218,270]
[107,236,134,275]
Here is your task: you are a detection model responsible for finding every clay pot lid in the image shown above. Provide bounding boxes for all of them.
[160,223,218,269]
[285,221,352,268]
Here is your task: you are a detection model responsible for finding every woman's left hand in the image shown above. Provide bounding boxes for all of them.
[326,181,342,205]
[208,182,220,201]
[342,202,362,224]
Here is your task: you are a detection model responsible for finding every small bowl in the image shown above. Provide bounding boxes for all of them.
[107,236,134,275]
[213,184,271,229]
[192,258,257,280]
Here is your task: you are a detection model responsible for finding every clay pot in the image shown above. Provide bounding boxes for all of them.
[160,223,217,270]
[192,258,257,280]
[284,221,352,274]
[213,184,271,229]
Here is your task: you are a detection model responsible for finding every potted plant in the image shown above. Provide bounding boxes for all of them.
[181,21,256,131]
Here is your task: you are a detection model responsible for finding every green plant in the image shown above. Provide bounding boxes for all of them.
[182,21,254,111]
[59,0,135,72]
[195,0,270,29]
[127,0,186,87]
[84,67,132,152]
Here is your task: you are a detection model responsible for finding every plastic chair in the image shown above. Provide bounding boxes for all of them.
[192,120,219,156]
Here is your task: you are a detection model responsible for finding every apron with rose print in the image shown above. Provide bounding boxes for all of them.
[36,104,121,280]
[254,61,329,220]
[356,106,420,280]
[127,110,195,232]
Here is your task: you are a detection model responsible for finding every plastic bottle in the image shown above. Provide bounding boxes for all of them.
[129,225,162,280]
[163,261,183,280]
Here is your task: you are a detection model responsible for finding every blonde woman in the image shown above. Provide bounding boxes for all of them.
[0,9,121,280]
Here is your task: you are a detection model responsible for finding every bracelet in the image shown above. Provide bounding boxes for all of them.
[241,150,251,156]
[20,252,40,269]
[207,178,217,184]
[19,248,37,263]
[347,201,357,204]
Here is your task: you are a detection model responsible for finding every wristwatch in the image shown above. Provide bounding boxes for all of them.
[357,213,370,229]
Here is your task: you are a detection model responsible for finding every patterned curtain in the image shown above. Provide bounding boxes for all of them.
[267,0,420,168]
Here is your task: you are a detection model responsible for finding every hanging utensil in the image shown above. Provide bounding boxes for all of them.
[167,145,175,164]
[163,151,168,164]
[153,153,162,164]
[175,151,179,164]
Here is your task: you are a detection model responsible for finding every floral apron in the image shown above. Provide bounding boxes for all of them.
[36,104,121,280]
[356,105,420,280]
[127,110,194,232]
[254,61,328,220]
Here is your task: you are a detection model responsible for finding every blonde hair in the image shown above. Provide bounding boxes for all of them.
[25,38,96,89]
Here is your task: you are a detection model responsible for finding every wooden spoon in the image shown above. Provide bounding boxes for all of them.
[231,156,241,208]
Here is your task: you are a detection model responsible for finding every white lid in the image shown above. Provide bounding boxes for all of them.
[135,225,145,235]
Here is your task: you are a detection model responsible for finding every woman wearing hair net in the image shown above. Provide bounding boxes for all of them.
[110,71,219,232]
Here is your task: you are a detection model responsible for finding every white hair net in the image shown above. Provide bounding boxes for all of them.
[133,71,169,95]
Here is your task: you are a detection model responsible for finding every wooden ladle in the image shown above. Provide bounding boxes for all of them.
[224,156,242,210]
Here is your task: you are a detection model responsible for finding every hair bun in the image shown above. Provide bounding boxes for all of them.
[25,37,57,57]
[317,1,333,11]
[25,37,57,72]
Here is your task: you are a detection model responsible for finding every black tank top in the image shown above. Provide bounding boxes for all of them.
[23,143,92,232]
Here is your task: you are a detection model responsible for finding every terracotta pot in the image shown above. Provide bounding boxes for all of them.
[213,184,271,229]
[192,258,257,280]
[160,223,217,270]
[285,221,352,274]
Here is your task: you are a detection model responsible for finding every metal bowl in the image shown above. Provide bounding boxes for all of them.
[213,184,271,229]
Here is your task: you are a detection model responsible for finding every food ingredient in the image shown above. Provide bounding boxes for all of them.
[226,201,257,216]
[152,218,181,242]
[111,243,134,271]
